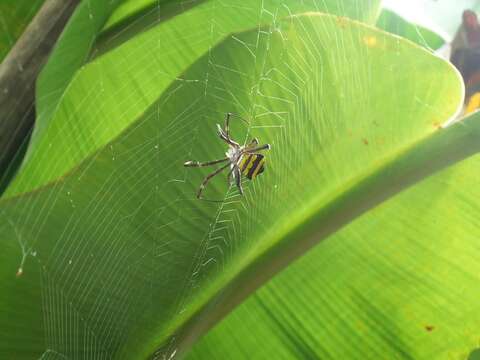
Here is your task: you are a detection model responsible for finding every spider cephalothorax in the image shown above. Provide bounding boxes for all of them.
[184,113,270,199]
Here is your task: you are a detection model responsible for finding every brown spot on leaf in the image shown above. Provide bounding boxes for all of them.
[425,325,435,332]
[336,16,348,28]
[362,138,369,145]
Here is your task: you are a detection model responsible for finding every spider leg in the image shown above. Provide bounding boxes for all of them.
[245,143,270,153]
[217,123,239,147]
[197,162,231,199]
[243,138,259,151]
[218,112,249,146]
[224,112,232,140]
[233,165,244,195]
[184,157,228,167]
[224,113,249,138]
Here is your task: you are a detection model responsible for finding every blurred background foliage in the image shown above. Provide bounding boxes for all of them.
[0,0,45,61]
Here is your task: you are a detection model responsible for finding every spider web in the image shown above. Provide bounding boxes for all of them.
[0,0,463,359]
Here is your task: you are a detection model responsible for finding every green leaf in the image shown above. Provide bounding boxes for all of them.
[377,9,445,50]
[28,0,121,176]
[102,0,170,32]
[0,10,469,358]
[187,118,480,359]
[0,0,122,197]
[0,0,45,61]
[4,0,380,198]
[101,0,381,35]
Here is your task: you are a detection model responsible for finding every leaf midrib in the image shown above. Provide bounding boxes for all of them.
[139,109,480,359]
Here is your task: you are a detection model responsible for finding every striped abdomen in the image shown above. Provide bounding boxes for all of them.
[239,154,265,180]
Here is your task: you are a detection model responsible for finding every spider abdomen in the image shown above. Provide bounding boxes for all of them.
[239,154,265,180]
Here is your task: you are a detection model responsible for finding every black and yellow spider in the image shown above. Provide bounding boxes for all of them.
[184,113,270,199]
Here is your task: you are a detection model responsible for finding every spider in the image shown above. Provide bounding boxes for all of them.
[184,113,271,200]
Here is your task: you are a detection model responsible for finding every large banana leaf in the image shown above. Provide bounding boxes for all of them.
[188,118,480,359]
[5,0,380,198]
[34,0,121,131]
[3,2,478,360]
